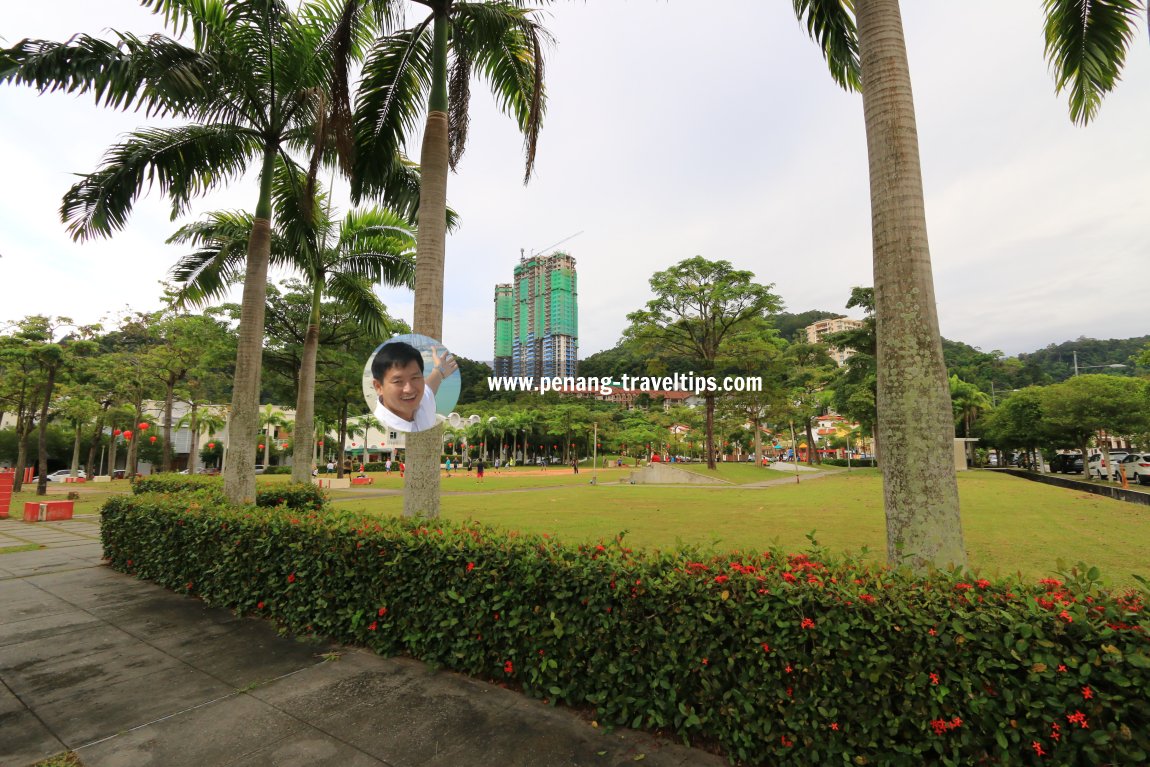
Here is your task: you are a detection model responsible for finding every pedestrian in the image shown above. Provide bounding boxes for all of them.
[399,461,405,478]
[385,458,392,474]
[571,457,579,474]
[445,457,452,477]
[476,457,485,483]
[326,460,335,474]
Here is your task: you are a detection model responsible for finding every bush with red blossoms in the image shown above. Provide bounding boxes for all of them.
[100,492,1150,766]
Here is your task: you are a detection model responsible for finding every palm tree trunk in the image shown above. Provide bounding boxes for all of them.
[70,423,82,476]
[856,0,964,570]
[292,282,323,484]
[86,403,108,477]
[404,8,451,519]
[13,414,32,493]
[704,393,716,470]
[224,146,277,504]
[188,403,200,476]
[162,375,176,472]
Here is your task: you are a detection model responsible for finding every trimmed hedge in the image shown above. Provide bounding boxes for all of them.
[100,494,1149,766]
[131,473,326,512]
[821,458,878,468]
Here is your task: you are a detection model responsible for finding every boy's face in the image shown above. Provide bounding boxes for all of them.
[373,359,424,421]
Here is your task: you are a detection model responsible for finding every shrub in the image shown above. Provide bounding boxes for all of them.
[262,466,292,475]
[100,495,1149,766]
[821,458,877,468]
[129,473,326,513]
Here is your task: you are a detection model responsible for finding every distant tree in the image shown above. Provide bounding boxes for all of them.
[1041,375,1150,480]
[979,387,1047,469]
[824,287,877,448]
[949,375,993,466]
[625,257,781,470]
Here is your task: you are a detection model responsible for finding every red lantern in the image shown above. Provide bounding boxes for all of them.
[208,442,215,449]
[113,429,122,437]
[123,430,133,440]
[281,442,288,449]
[149,435,157,444]
[351,442,357,447]
[139,422,149,431]
[258,444,265,450]
[317,440,323,447]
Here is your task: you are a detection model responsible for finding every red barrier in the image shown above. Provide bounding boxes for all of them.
[0,470,13,519]
[23,501,75,522]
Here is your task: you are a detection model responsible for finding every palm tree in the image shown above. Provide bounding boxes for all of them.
[0,0,389,504]
[949,375,993,466]
[177,406,226,475]
[258,405,292,468]
[169,164,419,482]
[1042,0,1145,125]
[792,0,964,569]
[343,0,551,518]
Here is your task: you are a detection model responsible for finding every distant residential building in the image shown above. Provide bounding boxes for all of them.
[493,284,514,376]
[804,316,864,366]
[497,251,578,379]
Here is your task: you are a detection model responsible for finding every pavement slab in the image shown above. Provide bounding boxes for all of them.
[0,515,728,767]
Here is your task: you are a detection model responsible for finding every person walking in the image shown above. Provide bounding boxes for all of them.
[475,458,485,483]
[571,457,579,474]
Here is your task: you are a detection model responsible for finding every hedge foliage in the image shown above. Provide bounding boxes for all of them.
[820,458,878,468]
[130,473,326,512]
[100,493,1149,766]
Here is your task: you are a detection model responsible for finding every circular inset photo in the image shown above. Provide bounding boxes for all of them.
[362,333,461,433]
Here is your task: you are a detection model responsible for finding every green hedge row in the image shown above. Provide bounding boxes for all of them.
[100,494,1149,766]
[820,458,878,468]
[130,473,326,512]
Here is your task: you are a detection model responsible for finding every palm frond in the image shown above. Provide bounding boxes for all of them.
[351,17,434,201]
[325,271,397,338]
[167,210,255,307]
[61,124,262,241]
[0,32,213,117]
[447,42,472,170]
[791,0,861,92]
[1043,0,1142,125]
[452,3,552,182]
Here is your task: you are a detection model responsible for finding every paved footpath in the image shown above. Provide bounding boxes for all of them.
[1,515,724,767]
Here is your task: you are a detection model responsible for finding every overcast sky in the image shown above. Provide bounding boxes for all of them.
[2,1,1147,364]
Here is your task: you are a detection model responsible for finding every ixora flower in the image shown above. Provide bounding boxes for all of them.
[800,617,816,630]
[503,660,514,674]
[257,601,265,609]
[287,573,296,583]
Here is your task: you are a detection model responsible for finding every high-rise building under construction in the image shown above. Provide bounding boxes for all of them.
[493,251,578,379]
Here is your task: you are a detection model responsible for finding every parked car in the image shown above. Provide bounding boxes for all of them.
[1115,452,1150,485]
[1089,451,1131,480]
[253,465,266,475]
[46,469,86,482]
[1049,454,1083,474]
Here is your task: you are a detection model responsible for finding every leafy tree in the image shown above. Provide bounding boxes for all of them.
[824,287,877,446]
[625,256,781,471]
[979,387,1047,470]
[782,341,836,465]
[793,0,964,569]
[1,0,386,503]
[345,0,551,518]
[1042,374,1150,479]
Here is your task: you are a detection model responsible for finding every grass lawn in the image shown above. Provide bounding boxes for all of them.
[330,469,1149,589]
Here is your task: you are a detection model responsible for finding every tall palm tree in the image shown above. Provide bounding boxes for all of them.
[1042,0,1145,125]
[342,0,551,518]
[792,0,964,569]
[169,164,419,482]
[0,0,387,503]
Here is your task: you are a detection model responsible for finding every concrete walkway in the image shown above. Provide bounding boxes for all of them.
[1,515,724,767]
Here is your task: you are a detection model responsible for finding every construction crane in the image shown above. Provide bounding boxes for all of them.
[523,230,583,259]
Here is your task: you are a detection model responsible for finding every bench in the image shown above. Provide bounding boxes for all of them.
[24,501,75,522]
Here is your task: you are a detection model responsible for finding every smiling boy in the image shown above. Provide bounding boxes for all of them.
[370,341,457,433]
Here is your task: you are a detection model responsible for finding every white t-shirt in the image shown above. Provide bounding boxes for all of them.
[374,383,440,433]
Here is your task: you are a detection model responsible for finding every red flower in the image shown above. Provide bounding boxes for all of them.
[785,664,793,674]
[930,673,939,685]
[928,627,938,636]
[1058,610,1073,623]
[780,735,794,748]
[1057,665,1067,673]
[976,579,991,589]
[1066,711,1088,728]
[378,606,387,616]
[800,617,815,630]
[829,722,839,731]
[1081,686,1093,700]
[713,575,729,584]
[466,562,475,572]
[859,593,876,604]
[503,660,514,674]
[1032,741,1046,757]
[955,582,972,592]
[701,657,708,666]
[761,643,771,653]
[367,621,377,631]
[257,601,265,609]
[287,573,296,583]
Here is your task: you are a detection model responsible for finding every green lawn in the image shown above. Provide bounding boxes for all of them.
[330,470,1149,589]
